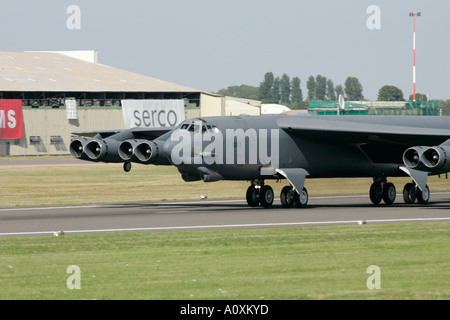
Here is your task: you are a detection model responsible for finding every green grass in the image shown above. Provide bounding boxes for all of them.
[1,158,450,300]
[0,164,250,207]
[1,162,450,207]
[1,223,450,300]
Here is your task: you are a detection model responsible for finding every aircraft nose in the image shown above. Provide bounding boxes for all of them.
[163,133,179,157]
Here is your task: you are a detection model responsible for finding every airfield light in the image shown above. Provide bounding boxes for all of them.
[409,11,421,101]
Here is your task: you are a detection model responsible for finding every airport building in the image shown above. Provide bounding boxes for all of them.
[1,50,437,157]
[0,51,262,156]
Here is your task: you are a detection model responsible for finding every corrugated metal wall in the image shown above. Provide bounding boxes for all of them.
[4,109,125,156]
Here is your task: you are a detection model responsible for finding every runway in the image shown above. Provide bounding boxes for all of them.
[1,192,450,237]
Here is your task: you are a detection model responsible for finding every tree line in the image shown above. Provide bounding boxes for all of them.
[217,72,364,109]
[216,72,435,109]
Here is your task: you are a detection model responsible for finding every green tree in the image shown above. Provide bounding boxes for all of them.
[290,77,305,109]
[217,85,259,100]
[280,73,291,104]
[315,75,327,101]
[259,72,274,103]
[377,85,404,101]
[327,79,336,101]
[306,75,316,100]
[344,77,364,100]
[408,93,428,101]
[271,77,280,103]
[291,77,303,105]
[438,100,450,116]
[335,85,344,99]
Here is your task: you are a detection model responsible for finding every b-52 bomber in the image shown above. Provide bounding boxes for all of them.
[70,114,450,208]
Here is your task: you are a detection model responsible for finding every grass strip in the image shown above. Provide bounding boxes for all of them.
[1,222,450,300]
[1,164,450,207]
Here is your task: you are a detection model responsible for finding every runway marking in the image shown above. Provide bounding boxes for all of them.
[2,217,450,237]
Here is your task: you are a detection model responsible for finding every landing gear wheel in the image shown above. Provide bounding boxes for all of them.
[280,186,295,208]
[403,182,416,204]
[123,162,132,172]
[417,185,430,204]
[260,185,274,208]
[294,187,308,208]
[369,182,383,205]
[382,182,396,205]
[246,185,260,207]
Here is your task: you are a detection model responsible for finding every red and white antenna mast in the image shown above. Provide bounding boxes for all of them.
[409,11,421,101]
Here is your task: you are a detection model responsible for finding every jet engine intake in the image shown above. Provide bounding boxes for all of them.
[402,146,426,169]
[118,140,139,161]
[135,141,157,163]
[119,139,162,164]
[84,140,105,160]
[80,138,122,162]
[70,137,90,160]
[422,146,450,172]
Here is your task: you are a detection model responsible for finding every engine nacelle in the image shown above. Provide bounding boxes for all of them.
[119,139,170,165]
[118,139,150,162]
[70,137,122,162]
[118,140,134,161]
[70,130,135,163]
[70,137,91,160]
[83,138,122,162]
[402,146,427,169]
[422,146,450,172]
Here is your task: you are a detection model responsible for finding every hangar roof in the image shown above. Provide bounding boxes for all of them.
[0,51,201,93]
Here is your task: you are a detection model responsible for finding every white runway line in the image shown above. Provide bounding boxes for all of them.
[1,192,450,237]
[2,217,450,237]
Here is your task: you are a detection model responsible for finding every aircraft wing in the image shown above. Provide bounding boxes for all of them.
[277,116,450,146]
[71,126,175,140]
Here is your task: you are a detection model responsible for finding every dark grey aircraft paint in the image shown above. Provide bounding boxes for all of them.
[70,115,450,208]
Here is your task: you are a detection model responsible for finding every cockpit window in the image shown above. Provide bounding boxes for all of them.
[177,121,219,134]
[188,124,201,133]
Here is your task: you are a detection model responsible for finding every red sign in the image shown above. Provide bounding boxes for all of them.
[0,100,24,139]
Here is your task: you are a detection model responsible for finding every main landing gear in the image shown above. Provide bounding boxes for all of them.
[402,182,430,205]
[369,178,430,205]
[246,180,308,209]
[280,185,308,208]
[246,180,274,208]
[246,178,430,208]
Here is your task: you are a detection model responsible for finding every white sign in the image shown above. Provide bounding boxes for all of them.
[65,99,78,120]
[121,99,185,129]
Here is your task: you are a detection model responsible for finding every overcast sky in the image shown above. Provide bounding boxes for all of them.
[0,0,449,100]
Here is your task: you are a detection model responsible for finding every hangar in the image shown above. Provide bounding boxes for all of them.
[0,51,262,156]
[0,51,202,107]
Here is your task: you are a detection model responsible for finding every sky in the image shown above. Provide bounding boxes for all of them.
[0,0,449,101]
